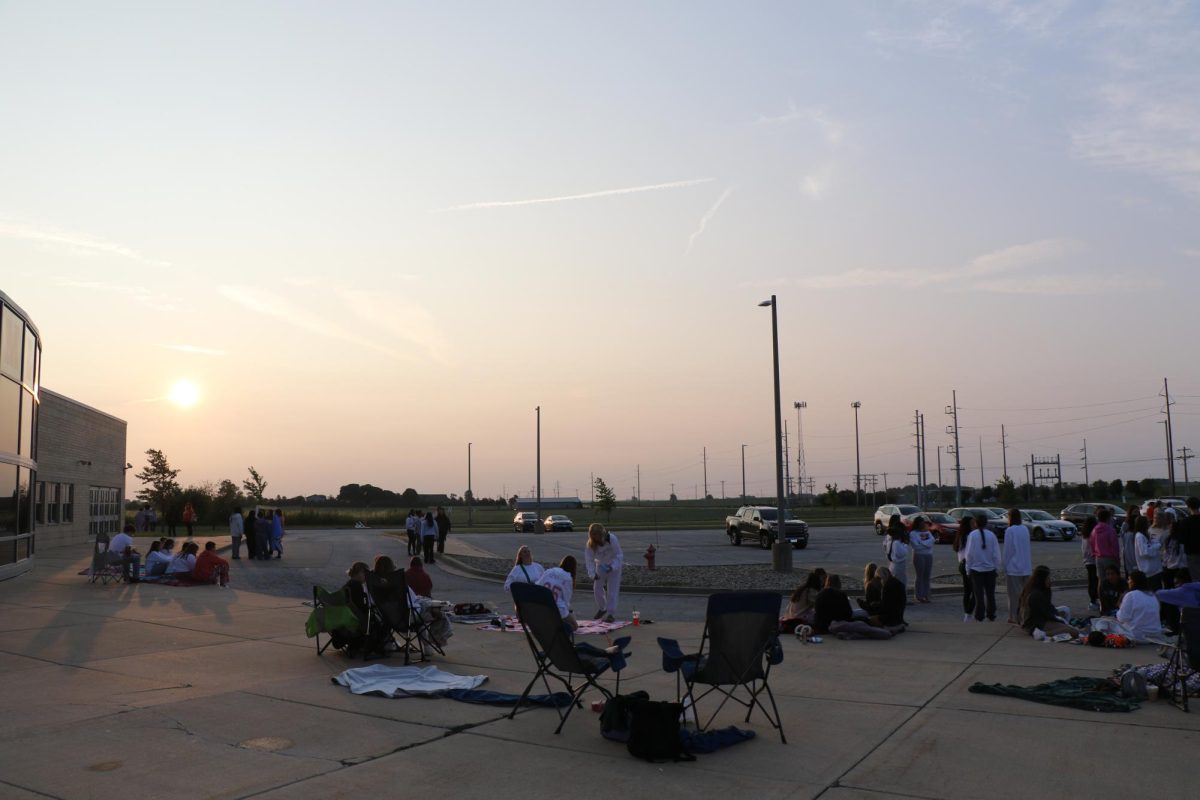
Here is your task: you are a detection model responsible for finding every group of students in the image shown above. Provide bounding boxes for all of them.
[335,554,447,658]
[500,523,624,630]
[404,508,452,564]
[107,527,231,586]
[780,565,908,640]
[1019,563,1164,642]
[228,507,286,560]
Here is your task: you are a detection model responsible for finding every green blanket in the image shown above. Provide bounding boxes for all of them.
[968,677,1139,713]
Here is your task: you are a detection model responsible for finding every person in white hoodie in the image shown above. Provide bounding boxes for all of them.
[883,515,910,589]
[964,513,1000,622]
[535,555,578,631]
[909,517,936,603]
[1134,515,1163,590]
[585,523,623,622]
[1002,508,1032,625]
[503,546,546,593]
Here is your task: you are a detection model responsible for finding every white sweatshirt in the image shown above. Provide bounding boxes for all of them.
[1002,525,1032,577]
[503,562,546,592]
[1135,532,1162,577]
[884,536,910,566]
[909,529,935,556]
[964,529,999,573]
[1116,590,1161,641]
[585,533,623,579]
[536,567,574,618]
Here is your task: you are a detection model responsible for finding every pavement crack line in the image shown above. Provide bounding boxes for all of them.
[0,777,65,800]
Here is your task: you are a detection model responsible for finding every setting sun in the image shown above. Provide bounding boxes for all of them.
[167,379,201,409]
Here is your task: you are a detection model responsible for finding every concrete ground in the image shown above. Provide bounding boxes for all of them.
[0,535,1194,800]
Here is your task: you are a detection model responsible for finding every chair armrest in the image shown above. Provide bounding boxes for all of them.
[657,637,701,673]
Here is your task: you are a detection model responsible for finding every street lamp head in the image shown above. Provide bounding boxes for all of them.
[794,401,806,409]
[851,401,861,409]
[757,299,773,307]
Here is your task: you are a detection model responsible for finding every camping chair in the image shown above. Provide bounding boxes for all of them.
[507,582,632,734]
[657,591,786,743]
[88,533,120,585]
[1154,583,1200,712]
[368,571,444,664]
[307,585,363,655]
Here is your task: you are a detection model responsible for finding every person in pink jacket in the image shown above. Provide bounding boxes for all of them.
[1090,507,1120,582]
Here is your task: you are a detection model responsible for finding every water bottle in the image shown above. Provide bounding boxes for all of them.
[632,610,640,626]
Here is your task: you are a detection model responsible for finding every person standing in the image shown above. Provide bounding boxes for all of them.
[405,510,418,557]
[244,508,258,561]
[1091,507,1120,595]
[909,517,935,603]
[134,505,147,533]
[229,506,244,559]
[585,523,623,622]
[147,505,158,533]
[953,516,976,622]
[883,515,910,589]
[1119,505,1142,578]
[270,508,285,559]
[1178,496,1200,582]
[1134,515,1163,590]
[254,510,272,559]
[1002,508,1032,625]
[964,513,1000,622]
[1079,516,1099,610]
[435,506,451,555]
[420,510,438,564]
[182,502,196,539]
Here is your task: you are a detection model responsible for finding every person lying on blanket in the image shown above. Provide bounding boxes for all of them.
[536,555,579,631]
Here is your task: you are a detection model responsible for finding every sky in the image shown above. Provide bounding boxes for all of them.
[2,1,1198,502]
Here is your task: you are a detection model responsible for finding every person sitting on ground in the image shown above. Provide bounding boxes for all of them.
[1098,564,1125,616]
[1111,570,1163,642]
[814,574,905,640]
[165,542,199,576]
[857,563,881,617]
[781,568,827,632]
[405,556,433,598]
[145,538,174,576]
[535,555,579,631]
[876,567,907,627]
[503,546,546,593]
[193,541,230,587]
[1019,565,1079,640]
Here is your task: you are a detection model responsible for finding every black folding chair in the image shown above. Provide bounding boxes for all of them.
[88,533,120,585]
[657,591,786,742]
[1155,583,1200,712]
[369,571,444,664]
[508,582,631,734]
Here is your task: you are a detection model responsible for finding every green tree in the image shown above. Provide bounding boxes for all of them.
[821,483,840,508]
[1091,480,1110,501]
[1138,478,1158,498]
[214,479,242,520]
[134,449,181,517]
[1125,480,1140,498]
[593,476,617,521]
[1108,479,1124,500]
[243,466,268,504]
[996,476,1018,505]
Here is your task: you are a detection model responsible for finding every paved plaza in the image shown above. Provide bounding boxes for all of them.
[0,532,1194,799]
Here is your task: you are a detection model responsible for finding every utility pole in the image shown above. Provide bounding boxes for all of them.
[702,447,708,500]
[851,401,863,505]
[979,436,985,490]
[946,390,962,506]
[741,444,747,500]
[670,482,675,499]
[920,412,928,504]
[467,442,473,526]
[721,479,726,500]
[535,406,541,527]
[1023,463,1031,501]
[783,423,791,499]
[794,401,807,501]
[1000,424,1008,479]
[591,472,594,504]
[937,445,943,504]
[1080,439,1089,486]
[1178,446,1193,488]
[1163,378,1177,494]
[914,410,923,507]
[882,472,889,503]
[636,464,641,505]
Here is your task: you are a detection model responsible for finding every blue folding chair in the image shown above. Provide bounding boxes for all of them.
[658,591,786,742]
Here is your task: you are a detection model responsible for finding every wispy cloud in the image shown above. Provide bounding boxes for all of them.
[336,288,448,366]
[686,187,732,255]
[866,16,972,54]
[792,238,1099,293]
[754,101,844,145]
[801,164,836,199]
[970,273,1144,295]
[0,218,172,268]
[157,344,226,357]
[53,277,182,312]
[438,178,714,211]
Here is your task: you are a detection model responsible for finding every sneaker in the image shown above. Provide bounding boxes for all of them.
[604,614,615,623]
[1032,628,1048,641]
[963,614,973,623]
[593,609,606,620]
[1089,601,1100,611]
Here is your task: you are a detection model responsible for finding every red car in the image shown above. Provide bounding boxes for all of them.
[905,512,960,544]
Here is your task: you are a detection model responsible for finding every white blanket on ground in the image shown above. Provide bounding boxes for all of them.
[333,664,487,697]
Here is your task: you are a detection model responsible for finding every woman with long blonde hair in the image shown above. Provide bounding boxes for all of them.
[584,523,624,622]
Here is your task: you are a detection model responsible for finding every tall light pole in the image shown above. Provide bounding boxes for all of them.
[535,406,541,531]
[741,444,747,499]
[467,442,473,526]
[851,401,862,505]
[793,401,807,500]
[759,296,787,571]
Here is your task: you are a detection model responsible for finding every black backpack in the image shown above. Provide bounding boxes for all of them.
[626,699,695,762]
[599,690,649,742]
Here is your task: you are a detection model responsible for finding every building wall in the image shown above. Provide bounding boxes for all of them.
[34,390,127,550]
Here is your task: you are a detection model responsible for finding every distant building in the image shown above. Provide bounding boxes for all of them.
[512,496,584,511]
[305,494,328,503]
[0,289,128,581]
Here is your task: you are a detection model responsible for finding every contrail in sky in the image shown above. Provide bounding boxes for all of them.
[440,178,714,211]
[686,186,732,254]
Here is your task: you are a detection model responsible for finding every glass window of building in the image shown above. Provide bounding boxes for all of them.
[0,462,16,535]
[0,377,18,455]
[63,484,74,523]
[0,305,23,379]
[17,467,31,532]
[19,389,33,457]
[35,481,45,524]
[22,327,36,389]
[48,483,60,524]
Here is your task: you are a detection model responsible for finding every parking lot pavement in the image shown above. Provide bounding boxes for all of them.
[0,540,1192,800]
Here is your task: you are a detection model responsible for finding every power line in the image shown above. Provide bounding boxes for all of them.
[959,395,1158,412]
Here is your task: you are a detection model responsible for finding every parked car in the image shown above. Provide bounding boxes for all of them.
[947,507,1008,537]
[1141,498,1189,517]
[906,512,960,544]
[542,514,574,532]
[513,511,539,532]
[1059,503,1126,529]
[873,504,923,535]
[1017,510,1077,541]
[726,505,809,549]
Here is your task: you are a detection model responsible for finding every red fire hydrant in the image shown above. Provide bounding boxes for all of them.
[644,544,657,571]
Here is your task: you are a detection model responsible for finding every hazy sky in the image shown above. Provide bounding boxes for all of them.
[2,1,1198,501]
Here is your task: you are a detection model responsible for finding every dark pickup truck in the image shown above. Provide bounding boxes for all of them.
[725,505,809,550]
